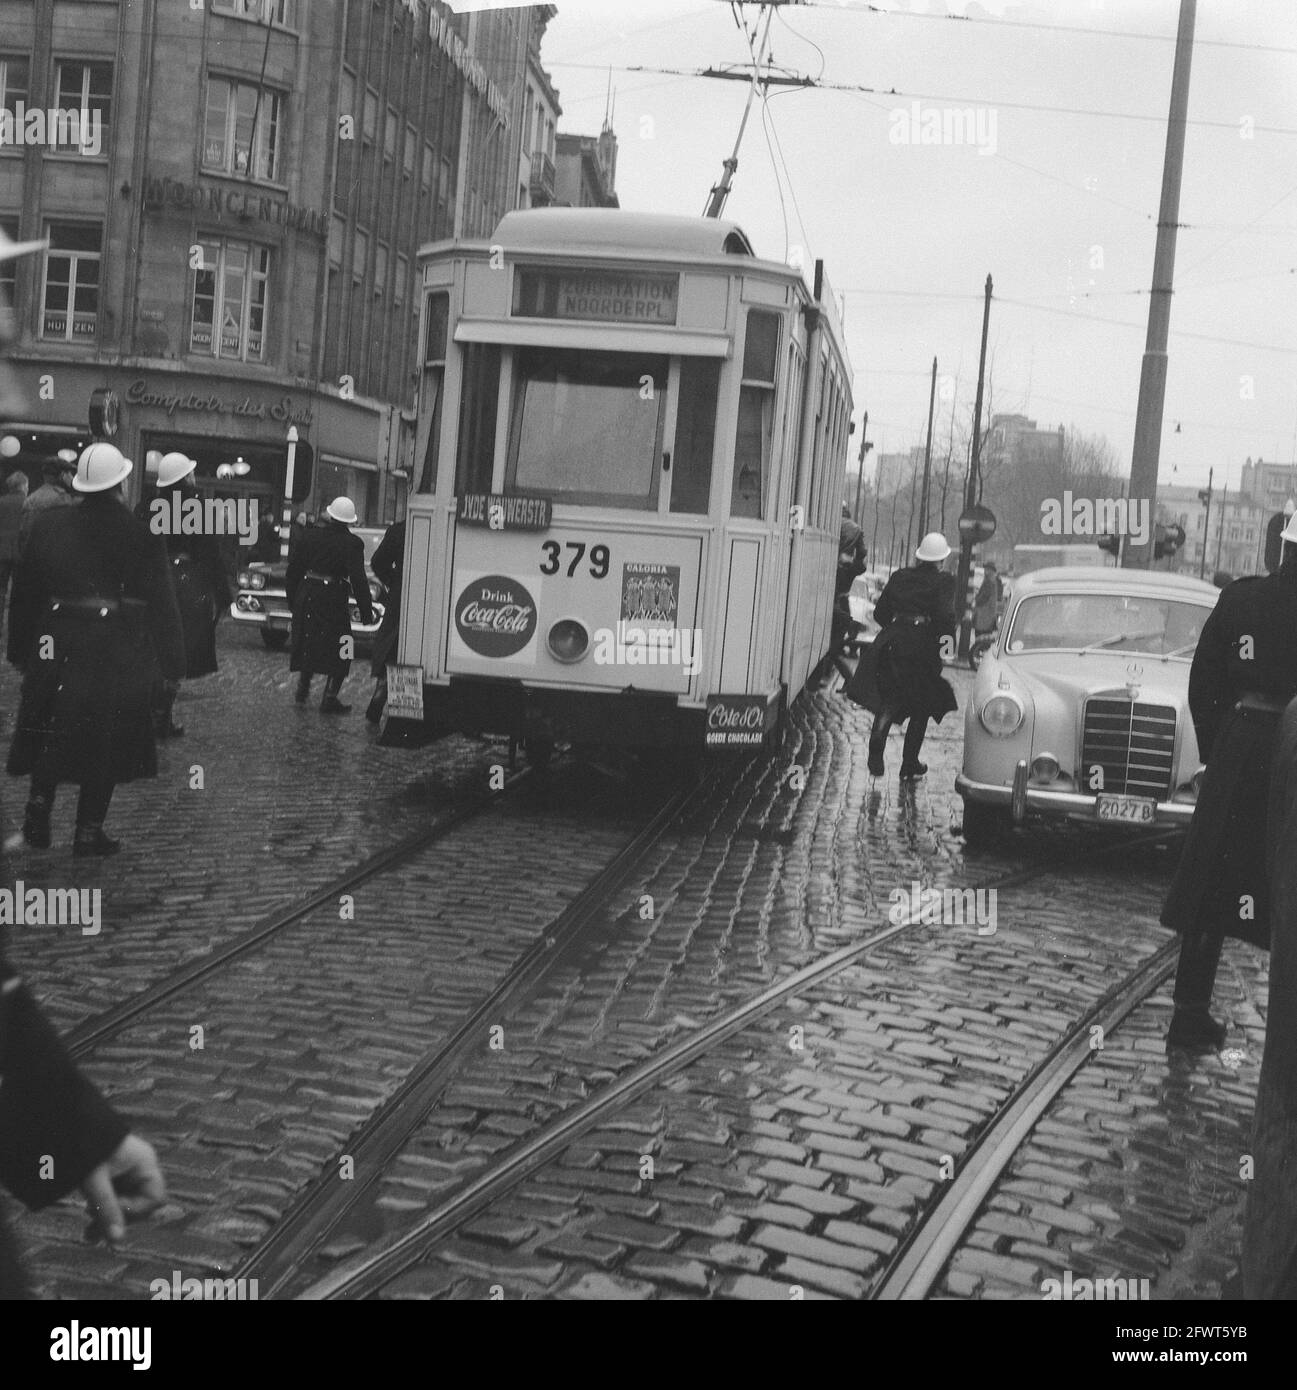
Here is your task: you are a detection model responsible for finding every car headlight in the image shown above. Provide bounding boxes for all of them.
[242,570,267,591]
[1030,753,1060,781]
[980,692,1024,737]
[369,578,382,601]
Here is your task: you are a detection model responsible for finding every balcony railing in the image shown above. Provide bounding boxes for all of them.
[529,150,555,202]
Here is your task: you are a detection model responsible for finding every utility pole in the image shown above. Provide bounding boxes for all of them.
[919,357,937,537]
[1125,0,1197,568]
[1197,468,1213,580]
[703,3,775,218]
[853,410,871,526]
[956,274,993,659]
[1214,473,1228,576]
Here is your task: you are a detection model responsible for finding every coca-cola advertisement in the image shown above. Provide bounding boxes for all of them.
[453,573,539,660]
[705,695,771,748]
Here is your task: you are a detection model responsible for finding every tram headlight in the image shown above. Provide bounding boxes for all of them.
[980,692,1024,738]
[1030,753,1060,782]
[547,617,590,664]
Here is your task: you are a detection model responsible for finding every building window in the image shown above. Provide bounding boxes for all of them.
[732,310,780,519]
[328,213,345,267]
[362,89,377,143]
[0,55,29,130]
[55,61,113,133]
[352,228,368,283]
[394,253,407,309]
[41,223,100,342]
[190,238,269,361]
[203,78,281,180]
[421,144,433,194]
[0,215,18,306]
[403,124,415,180]
[212,0,299,28]
[383,109,397,164]
[374,243,388,298]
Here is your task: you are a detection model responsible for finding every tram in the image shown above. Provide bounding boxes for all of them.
[383,207,854,758]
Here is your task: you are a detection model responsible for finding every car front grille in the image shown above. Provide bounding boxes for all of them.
[1081,697,1177,798]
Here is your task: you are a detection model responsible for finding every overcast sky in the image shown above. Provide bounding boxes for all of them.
[485,0,1297,497]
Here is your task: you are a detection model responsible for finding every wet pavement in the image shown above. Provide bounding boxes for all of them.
[0,633,1270,1300]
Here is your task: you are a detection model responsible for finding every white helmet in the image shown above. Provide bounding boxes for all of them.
[73,441,132,493]
[326,496,358,525]
[157,451,197,488]
[916,531,952,563]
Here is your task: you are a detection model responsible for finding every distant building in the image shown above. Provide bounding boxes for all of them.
[517,8,561,209]
[983,413,1064,477]
[555,126,619,208]
[1158,479,1268,578]
[872,446,924,500]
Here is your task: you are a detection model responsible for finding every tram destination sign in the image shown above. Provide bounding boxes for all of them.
[457,494,553,531]
[514,269,679,326]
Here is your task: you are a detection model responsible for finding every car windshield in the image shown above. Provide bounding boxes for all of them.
[1004,592,1212,658]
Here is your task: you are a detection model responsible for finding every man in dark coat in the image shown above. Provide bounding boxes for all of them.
[17,453,77,554]
[847,530,957,779]
[366,517,405,723]
[0,468,28,644]
[135,452,232,738]
[1243,695,1297,1298]
[1159,519,1297,1051]
[286,495,374,714]
[7,443,185,856]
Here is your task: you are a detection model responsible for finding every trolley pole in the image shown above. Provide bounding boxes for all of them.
[956,275,992,660]
[1125,0,1196,569]
[703,3,775,218]
[919,356,937,536]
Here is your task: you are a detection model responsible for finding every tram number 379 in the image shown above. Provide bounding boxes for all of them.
[539,541,611,579]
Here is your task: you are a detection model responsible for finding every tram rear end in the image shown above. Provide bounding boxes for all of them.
[385,209,853,759]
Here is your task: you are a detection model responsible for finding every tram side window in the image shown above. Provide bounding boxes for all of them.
[416,291,449,493]
[455,343,501,495]
[669,358,720,515]
[507,347,667,509]
[731,310,780,520]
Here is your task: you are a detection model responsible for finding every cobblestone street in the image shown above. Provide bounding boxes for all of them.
[0,629,1270,1301]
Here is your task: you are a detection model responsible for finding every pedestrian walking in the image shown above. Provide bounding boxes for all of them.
[136,452,231,738]
[366,516,405,723]
[1159,515,1297,1052]
[845,530,957,779]
[0,468,27,643]
[974,562,1001,637]
[16,452,78,555]
[286,495,374,714]
[6,442,185,856]
[1242,694,1297,1299]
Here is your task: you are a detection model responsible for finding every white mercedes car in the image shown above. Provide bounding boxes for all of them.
[956,566,1221,845]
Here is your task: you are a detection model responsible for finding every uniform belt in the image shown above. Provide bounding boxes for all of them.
[897,615,929,625]
[304,571,344,585]
[48,596,147,618]
[1235,694,1291,716]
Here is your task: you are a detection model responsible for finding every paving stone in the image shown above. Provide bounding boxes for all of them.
[625,1251,711,1292]
[750,1225,875,1274]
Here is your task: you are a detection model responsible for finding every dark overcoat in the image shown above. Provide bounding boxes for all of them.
[1160,559,1297,951]
[369,519,405,678]
[847,563,958,722]
[286,520,374,678]
[6,495,185,786]
[1243,696,1297,1299]
[138,487,231,678]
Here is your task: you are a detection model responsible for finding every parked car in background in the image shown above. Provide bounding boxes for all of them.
[956,566,1220,845]
[231,525,387,650]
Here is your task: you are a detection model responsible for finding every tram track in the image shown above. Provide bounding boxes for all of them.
[283,821,1182,1299]
[63,755,544,1061]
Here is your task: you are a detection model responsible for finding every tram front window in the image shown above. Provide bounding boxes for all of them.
[507,347,667,509]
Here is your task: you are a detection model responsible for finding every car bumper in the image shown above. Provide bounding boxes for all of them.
[956,763,1197,827]
[229,599,383,638]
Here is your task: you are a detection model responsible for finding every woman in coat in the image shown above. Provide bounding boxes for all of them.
[286,496,374,713]
[1160,521,1297,1051]
[847,531,958,779]
[136,452,231,737]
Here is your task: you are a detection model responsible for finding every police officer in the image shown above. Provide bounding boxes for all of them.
[847,531,958,779]
[1160,513,1297,1051]
[137,452,231,738]
[366,516,406,723]
[7,442,185,855]
[286,495,374,713]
